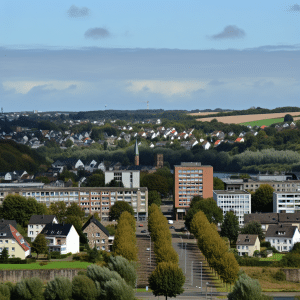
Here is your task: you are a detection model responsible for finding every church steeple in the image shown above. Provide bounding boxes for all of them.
[134,140,139,166]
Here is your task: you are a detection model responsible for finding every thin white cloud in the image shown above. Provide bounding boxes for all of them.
[289,4,300,12]
[2,80,86,94]
[126,80,207,96]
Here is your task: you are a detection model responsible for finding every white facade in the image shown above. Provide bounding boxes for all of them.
[66,225,80,254]
[273,192,300,213]
[28,218,58,242]
[105,170,140,188]
[266,227,300,252]
[213,190,251,226]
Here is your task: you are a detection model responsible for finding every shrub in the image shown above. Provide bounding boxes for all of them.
[72,275,98,300]
[0,283,10,300]
[279,253,300,268]
[14,277,44,300]
[44,277,72,300]
[39,261,48,266]
[273,270,286,281]
[260,241,271,248]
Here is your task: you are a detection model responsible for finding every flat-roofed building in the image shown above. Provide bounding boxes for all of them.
[0,187,148,222]
[105,170,140,188]
[213,190,251,226]
[174,162,213,220]
[273,192,300,213]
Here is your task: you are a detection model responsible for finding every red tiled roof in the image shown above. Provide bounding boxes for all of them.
[260,125,267,129]
[10,225,30,252]
[235,138,243,142]
[214,140,221,145]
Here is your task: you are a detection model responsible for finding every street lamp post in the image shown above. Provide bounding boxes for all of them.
[200,261,202,290]
[149,235,151,270]
[191,261,193,286]
[206,282,209,300]
[184,243,187,274]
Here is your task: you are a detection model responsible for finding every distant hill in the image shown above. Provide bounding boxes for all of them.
[0,140,46,173]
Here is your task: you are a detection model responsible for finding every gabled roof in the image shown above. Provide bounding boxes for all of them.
[0,219,17,229]
[236,234,259,245]
[82,216,110,237]
[235,137,244,142]
[0,224,30,252]
[266,225,298,239]
[28,215,57,225]
[41,223,73,236]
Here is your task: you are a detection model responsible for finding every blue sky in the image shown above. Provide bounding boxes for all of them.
[0,1,299,112]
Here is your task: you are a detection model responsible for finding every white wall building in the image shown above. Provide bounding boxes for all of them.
[105,170,140,188]
[273,192,300,213]
[265,225,300,252]
[213,190,251,226]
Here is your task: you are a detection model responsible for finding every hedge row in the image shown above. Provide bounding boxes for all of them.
[190,211,239,284]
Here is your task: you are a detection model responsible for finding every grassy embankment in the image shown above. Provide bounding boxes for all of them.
[0,261,91,270]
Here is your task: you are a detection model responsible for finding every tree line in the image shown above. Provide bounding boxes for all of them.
[113,211,138,262]
[190,210,239,286]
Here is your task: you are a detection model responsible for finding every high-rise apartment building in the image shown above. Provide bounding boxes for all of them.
[174,162,213,220]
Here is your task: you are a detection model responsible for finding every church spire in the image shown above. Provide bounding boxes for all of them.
[134,140,139,166]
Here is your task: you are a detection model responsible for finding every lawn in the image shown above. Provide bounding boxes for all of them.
[259,253,285,261]
[0,261,91,270]
[241,118,284,127]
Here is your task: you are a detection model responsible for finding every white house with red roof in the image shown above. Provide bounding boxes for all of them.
[235,137,245,143]
[0,224,30,259]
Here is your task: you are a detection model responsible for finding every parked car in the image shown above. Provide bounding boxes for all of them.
[139,224,144,227]
[168,220,174,225]
[169,226,175,229]
[141,230,147,233]
[146,248,151,251]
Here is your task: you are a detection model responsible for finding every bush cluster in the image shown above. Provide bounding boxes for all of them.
[190,211,239,285]
[113,211,138,261]
[49,251,72,259]
[0,258,36,265]
[0,255,136,300]
[148,204,178,264]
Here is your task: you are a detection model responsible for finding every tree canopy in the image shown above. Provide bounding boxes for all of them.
[31,234,48,259]
[149,262,185,300]
[220,211,240,245]
[241,221,264,241]
[109,201,134,221]
[252,184,274,212]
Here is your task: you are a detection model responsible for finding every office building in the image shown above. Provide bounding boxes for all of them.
[213,190,251,226]
[105,170,140,188]
[174,162,213,220]
[273,192,300,213]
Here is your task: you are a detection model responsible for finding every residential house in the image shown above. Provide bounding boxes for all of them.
[28,215,58,241]
[236,234,260,257]
[214,140,222,147]
[49,180,65,188]
[228,131,235,137]
[265,224,300,252]
[41,223,80,254]
[202,141,211,150]
[235,137,245,143]
[260,125,267,130]
[82,216,114,251]
[0,224,30,259]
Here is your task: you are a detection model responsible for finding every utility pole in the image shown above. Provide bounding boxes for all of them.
[185,243,187,274]
[191,261,193,286]
[201,261,202,290]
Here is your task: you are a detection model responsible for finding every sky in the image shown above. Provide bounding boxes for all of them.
[0,0,299,112]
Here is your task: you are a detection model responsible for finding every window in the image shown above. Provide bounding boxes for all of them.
[102,239,105,244]
[96,233,100,237]
[102,246,105,250]
[97,240,100,243]
[30,231,33,235]
[5,240,8,244]
[12,247,15,252]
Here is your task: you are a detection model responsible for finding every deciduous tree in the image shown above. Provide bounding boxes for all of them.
[241,221,264,241]
[252,184,274,212]
[44,277,72,300]
[149,262,185,300]
[109,201,134,221]
[221,211,240,245]
[31,234,48,259]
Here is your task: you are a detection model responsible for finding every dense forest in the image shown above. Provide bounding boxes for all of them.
[0,140,46,173]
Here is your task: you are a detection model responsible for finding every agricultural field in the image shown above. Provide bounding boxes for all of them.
[195,112,300,124]
[242,266,300,291]
[241,118,284,127]
[0,261,91,270]
[189,111,229,116]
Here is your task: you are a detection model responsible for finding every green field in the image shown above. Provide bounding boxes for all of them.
[241,118,284,127]
[259,253,284,261]
[0,261,91,270]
